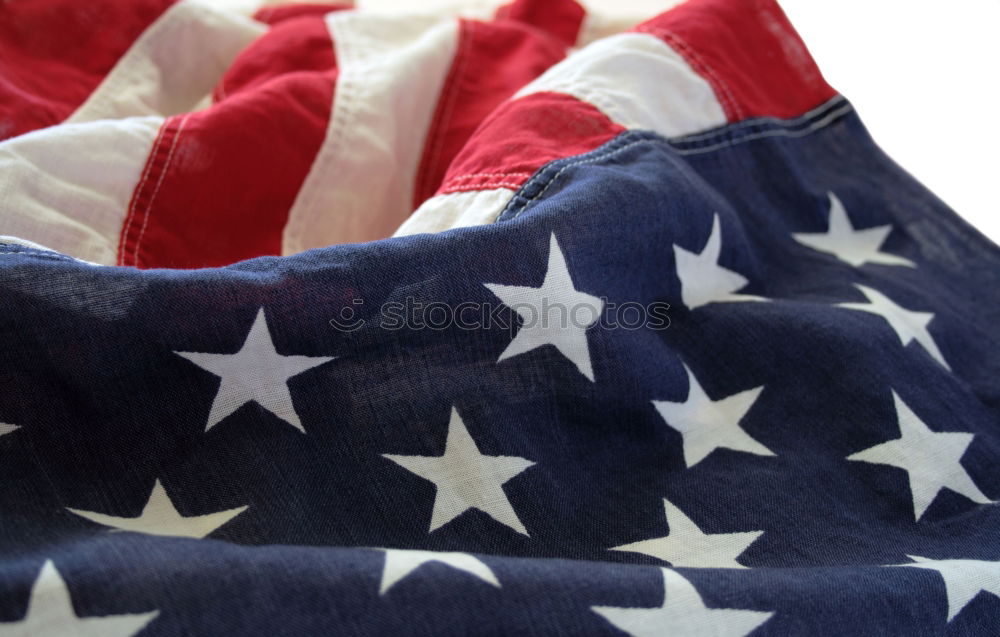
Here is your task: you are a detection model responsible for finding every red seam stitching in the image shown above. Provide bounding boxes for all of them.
[132,114,190,267]
[448,172,533,180]
[118,120,169,266]
[636,25,743,122]
[656,27,739,120]
[667,29,743,121]
[442,181,524,193]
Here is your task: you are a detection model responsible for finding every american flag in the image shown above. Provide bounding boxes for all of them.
[0,0,998,634]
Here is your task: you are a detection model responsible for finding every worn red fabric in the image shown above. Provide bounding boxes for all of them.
[252,3,352,26]
[0,0,842,269]
[0,0,176,140]
[633,0,836,120]
[119,14,338,268]
[438,92,627,194]
[494,0,586,48]
[412,15,573,208]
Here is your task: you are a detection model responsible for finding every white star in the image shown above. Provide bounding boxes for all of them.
[378,548,500,594]
[176,307,335,432]
[673,214,766,310]
[0,560,158,637]
[896,555,1000,621]
[592,568,773,637]
[383,407,535,535]
[485,233,604,381]
[67,479,248,538]
[847,391,991,520]
[792,191,915,267]
[652,364,773,468]
[611,498,762,569]
[0,423,18,436]
[838,284,950,370]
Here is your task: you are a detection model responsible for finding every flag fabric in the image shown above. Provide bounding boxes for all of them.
[1,0,999,635]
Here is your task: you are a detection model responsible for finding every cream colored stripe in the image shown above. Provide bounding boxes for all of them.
[516,32,726,137]
[282,11,459,254]
[392,29,726,237]
[393,188,516,237]
[0,117,163,265]
[66,0,266,124]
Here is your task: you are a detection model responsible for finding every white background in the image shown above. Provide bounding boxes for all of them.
[578,0,1000,242]
[779,0,1000,243]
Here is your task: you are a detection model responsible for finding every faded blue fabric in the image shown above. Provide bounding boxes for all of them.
[0,96,998,635]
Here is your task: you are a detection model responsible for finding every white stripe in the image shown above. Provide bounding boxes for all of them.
[282,12,459,255]
[0,117,163,265]
[66,0,265,124]
[393,188,516,237]
[393,31,726,236]
[516,32,726,137]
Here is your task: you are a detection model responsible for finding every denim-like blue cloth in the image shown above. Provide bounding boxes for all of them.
[0,97,998,635]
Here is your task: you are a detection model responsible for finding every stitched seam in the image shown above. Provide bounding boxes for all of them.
[668,30,742,121]
[448,172,534,180]
[637,26,742,121]
[414,17,471,207]
[676,96,847,142]
[437,85,629,194]
[504,100,852,220]
[132,114,190,267]
[0,250,76,263]
[670,103,853,155]
[0,254,73,263]
[443,182,524,193]
[0,250,68,259]
[441,176,529,192]
[511,137,653,220]
[524,84,631,128]
[118,119,169,265]
[634,26,731,119]
[502,135,635,219]
[670,100,851,149]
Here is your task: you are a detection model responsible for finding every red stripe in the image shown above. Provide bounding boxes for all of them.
[0,0,176,141]
[494,0,586,49]
[633,0,836,121]
[437,91,625,195]
[412,14,573,208]
[212,8,346,103]
[120,14,338,268]
[428,0,834,202]
[252,3,352,26]
[118,115,184,266]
